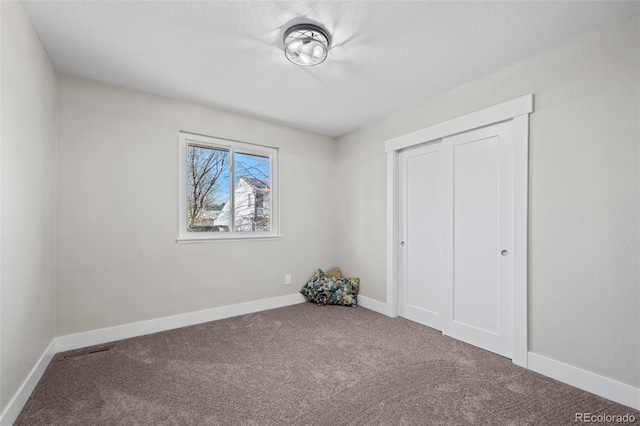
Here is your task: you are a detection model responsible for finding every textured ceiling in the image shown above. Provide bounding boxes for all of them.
[22,1,639,137]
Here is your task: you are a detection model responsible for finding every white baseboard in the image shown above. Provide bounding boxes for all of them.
[0,340,56,426]
[56,293,307,352]
[357,295,390,316]
[528,352,640,410]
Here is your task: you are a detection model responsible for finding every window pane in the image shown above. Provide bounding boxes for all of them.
[233,152,271,232]
[186,145,230,232]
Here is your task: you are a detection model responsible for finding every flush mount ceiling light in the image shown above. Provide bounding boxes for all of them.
[283,23,330,66]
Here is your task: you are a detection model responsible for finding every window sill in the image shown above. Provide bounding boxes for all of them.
[176,235,283,243]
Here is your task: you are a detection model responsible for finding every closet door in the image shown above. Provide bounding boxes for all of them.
[398,141,442,330]
[441,122,513,358]
[398,121,514,359]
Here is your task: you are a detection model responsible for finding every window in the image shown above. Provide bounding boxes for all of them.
[178,132,280,242]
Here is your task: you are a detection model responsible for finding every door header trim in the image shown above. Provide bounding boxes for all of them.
[385,94,533,152]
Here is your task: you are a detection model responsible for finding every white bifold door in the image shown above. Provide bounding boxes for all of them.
[399,121,514,359]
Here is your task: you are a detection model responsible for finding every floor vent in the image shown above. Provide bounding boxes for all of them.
[57,344,115,361]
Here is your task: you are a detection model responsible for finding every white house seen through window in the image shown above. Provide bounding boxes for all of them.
[178,132,279,241]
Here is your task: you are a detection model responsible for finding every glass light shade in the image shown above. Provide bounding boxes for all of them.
[283,24,330,66]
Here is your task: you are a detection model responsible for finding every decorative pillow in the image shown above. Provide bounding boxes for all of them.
[327,277,359,307]
[313,275,341,305]
[300,269,325,302]
[300,268,359,307]
[324,267,343,278]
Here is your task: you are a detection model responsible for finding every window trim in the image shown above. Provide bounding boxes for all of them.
[177,131,281,243]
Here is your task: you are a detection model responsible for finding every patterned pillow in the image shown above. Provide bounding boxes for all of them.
[300,269,360,307]
[313,275,341,305]
[300,269,325,302]
[327,277,359,307]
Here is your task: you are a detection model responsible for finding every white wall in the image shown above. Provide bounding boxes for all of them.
[0,1,57,414]
[1,2,637,415]
[336,15,639,388]
[56,75,337,336]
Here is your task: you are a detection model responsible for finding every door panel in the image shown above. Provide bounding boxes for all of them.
[399,142,441,329]
[453,136,501,333]
[443,122,513,358]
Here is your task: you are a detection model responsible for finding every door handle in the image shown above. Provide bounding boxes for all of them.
[501,250,509,257]
[401,241,405,246]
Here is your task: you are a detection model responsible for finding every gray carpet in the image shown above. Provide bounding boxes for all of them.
[16,303,639,425]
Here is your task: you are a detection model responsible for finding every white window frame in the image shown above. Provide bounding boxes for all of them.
[177,132,281,243]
